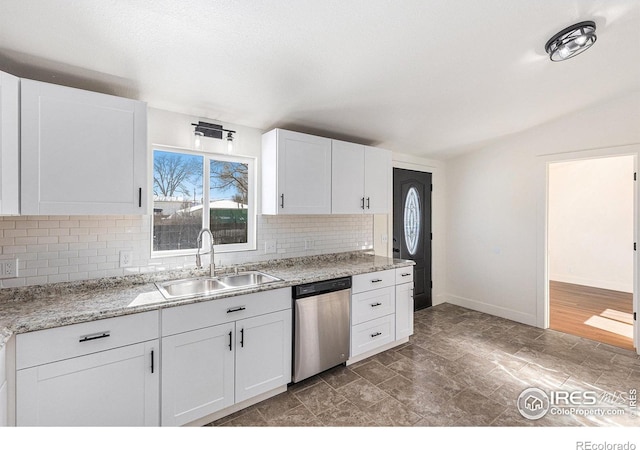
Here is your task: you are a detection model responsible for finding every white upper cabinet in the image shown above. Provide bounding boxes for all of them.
[332,141,391,214]
[0,71,20,215]
[20,79,148,215]
[262,129,332,215]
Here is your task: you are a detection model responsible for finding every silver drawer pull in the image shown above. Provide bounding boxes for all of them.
[79,332,110,343]
[371,302,382,307]
[371,332,382,338]
[227,306,246,313]
[371,279,382,283]
[401,273,411,277]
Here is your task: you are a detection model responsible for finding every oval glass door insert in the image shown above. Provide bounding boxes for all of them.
[404,186,421,255]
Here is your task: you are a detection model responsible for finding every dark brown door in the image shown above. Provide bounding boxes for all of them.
[393,168,432,310]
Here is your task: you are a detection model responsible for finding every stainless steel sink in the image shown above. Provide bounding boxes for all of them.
[156,271,282,300]
[217,271,281,288]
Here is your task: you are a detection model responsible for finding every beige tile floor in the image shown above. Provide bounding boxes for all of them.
[211,303,640,427]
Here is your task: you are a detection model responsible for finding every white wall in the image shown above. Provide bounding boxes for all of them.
[548,156,634,292]
[445,92,640,326]
[0,107,374,288]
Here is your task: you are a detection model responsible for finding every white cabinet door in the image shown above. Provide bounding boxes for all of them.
[16,340,159,426]
[161,323,235,426]
[395,282,414,340]
[235,309,292,403]
[20,79,147,215]
[0,345,6,427]
[331,142,391,215]
[364,146,391,214]
[262,129,332,214]
[331,140,365,214]
[0,71,19,215]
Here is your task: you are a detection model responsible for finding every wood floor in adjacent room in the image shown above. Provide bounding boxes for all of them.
[550,281,635,351]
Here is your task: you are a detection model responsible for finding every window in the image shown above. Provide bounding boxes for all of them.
[152,146,256,255]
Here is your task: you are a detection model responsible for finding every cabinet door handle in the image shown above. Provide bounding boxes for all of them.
[280,193,285,208]
[240,328,244,348]
[371,332,382,338]
[138,187,142,208]
[371,302,382,307]
[361,197,365,209]
[227,306,246,313]
[371,279,382,283]
[366,197,370,209]
[401,273,411,277]
[151,349,155,374]
[79,332,110,343]
[228,331,233,351]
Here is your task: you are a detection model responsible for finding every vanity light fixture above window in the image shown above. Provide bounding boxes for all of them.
[192,121,236,153]
[545,21,597,62]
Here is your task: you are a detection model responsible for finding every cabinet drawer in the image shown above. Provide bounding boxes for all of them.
[350,314,395,357]
[352,269,395,294]
[395,267,414,284]
[162,287,291,337]
[351,286,395,326]
[16,310,159,370]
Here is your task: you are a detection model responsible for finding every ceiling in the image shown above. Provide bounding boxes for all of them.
[1,0,638,159]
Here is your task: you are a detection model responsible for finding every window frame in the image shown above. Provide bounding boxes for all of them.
[151,144,256,258]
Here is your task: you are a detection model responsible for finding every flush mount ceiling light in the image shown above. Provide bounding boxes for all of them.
[545,21,597,62]
[192,121,236,152]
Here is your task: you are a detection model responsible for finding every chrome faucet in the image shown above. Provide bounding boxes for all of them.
[196,228,215,277]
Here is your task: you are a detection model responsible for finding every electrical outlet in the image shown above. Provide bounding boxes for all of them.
[264,240,276,254]
[119,250,133,268]
[304,239,314,250]
[0,259,18,279]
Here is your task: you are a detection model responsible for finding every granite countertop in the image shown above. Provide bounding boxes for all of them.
[0,252,413,349]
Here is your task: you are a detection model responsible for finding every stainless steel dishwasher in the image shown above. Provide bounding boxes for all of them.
[292,277,351,383]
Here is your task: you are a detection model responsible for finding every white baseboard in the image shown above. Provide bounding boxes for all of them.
[444,294,538,327]
[549,274,632,293]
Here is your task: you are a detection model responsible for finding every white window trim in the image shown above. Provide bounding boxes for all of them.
[151,144,257,257]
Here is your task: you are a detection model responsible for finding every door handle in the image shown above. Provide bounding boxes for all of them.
[280,193,285,208]
[361,197,365,209]
[240,328,244,348]
[227,306,246,313]
[151,349,155,374]
[371,302,382,307]
[228,331,233,351]
[366,197,370,209]
[371,332,382,338]
[392,248,400,253]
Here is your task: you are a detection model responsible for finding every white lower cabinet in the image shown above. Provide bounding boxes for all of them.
[350,267,414,360]
[15,311,160,426]
[160,288,292,426]
[0,345,7,427]
[17,340,159,426]
[395,268,415,340]
[235,310,292,403]
[161,323,235,426]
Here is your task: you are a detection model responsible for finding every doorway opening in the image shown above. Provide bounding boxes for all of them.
[547,155,635,350]
[393,168,432,310]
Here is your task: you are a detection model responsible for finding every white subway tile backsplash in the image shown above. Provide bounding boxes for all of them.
[0,213,373,288]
